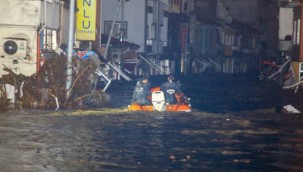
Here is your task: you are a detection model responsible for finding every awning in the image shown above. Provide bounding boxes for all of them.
[101,34,140,50]
[227,19,263,35]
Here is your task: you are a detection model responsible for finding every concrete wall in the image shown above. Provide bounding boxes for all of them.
[101,0,146,52]
[0,0,62,76]
[150,0,168,54]
[101,0,168,54]
[0,0,60,29]
[40,0,62,30]
[225,0,279,50]
[0,0,41,26]
[61,7,70,45]
[0,0,40,76]
[225,0,259,24]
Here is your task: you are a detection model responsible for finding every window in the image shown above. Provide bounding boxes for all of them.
[42,29,57,50]
[297,19,301,45]
[234,35,240,46]
[146,39,152,45]
[104,21,128,39]
[252,38,256,48]
[147,23,156,40]
[293,20,297,45]
[147,0,154,7]
[221,31,225,45]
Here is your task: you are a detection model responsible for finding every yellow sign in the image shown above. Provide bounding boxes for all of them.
[76,0,97,41]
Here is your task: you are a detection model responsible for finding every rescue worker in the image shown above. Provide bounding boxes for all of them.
[160,74,181,104]
[131,77,151,105]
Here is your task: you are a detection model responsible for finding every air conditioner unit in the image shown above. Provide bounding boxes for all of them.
[0,39,28,58]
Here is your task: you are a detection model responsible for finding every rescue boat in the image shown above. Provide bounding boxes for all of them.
[128,87,191,112]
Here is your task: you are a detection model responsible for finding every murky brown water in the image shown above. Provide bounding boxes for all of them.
[0,109,303,172]
[0,73,303,171]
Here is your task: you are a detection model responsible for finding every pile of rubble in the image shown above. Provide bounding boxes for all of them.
[0,52,108,112]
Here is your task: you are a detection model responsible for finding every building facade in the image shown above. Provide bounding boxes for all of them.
[0,0,62,77]
[225,0,279,57]
[101,0,169,76]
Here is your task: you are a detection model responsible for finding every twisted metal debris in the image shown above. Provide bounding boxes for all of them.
[0,52,108,112]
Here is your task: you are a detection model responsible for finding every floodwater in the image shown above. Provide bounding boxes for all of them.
[1,73,303,172]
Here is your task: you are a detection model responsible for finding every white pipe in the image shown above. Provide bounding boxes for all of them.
[107,62,132,81]
[156,0,160,55]
[120,0,125,42]
[95,69,112,92]
[139,54,164,72]
[99,0,103,46]
[268,59,291,79]
[44,0,47,24]
[283,77,303,89]
[55,97,60,110]
[66,0,75,100]
[39,0,47,33]
[19,81,25,98]
[194,58,210,72]
[59,0,64,46]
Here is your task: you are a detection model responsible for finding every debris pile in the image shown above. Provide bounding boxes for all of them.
[0,52,108,112]
[0,89,9,112]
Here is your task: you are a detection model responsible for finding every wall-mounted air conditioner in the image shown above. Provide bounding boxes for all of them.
[0,39,28,58]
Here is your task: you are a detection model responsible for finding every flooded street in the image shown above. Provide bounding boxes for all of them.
[1,74,303,171]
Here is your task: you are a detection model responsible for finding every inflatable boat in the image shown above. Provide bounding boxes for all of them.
[128,87,191,112]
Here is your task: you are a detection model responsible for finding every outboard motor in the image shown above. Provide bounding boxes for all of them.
[151,91,166,111]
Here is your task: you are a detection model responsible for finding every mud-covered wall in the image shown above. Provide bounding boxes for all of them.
[0,0,61,29]
[0,0,63,77]
[0,0,41,26]
[0,27,38,76]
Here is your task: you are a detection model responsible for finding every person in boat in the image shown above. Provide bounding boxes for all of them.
[131,76,151,105]
[160,74,182,104]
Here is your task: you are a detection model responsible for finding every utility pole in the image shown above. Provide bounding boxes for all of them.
[104,0,123,60]
[66,0,75,100]
[156,0,160,56]
[120,0,125,42]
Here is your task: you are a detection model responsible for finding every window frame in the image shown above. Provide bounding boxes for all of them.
[104,21,128,39]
